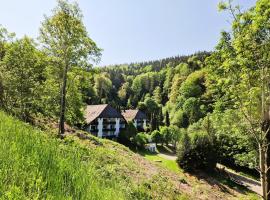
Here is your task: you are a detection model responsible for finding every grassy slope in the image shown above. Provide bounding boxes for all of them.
[0,111,260,200]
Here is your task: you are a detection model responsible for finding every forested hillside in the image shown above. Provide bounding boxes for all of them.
[90,49,255,173]
[1,0,270,199]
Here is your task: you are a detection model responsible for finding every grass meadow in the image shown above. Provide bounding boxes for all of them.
[0,111,125,200]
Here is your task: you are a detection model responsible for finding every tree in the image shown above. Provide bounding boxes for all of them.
[171,109,189,128]
[39,0,101,136]
[144,97,160,130]
[0,26,14,109]
[210,110,257,169]
[177,121,217,172]
[160,126,172,145]
[0,37,45,121]
[153,86,162,104]
[94,73,112,103]
[210,1,270,198]
[165,111,170,126]
[177,131,191,171]
[170,125,181,150]
[182,97,203,124]
[118,82,131,106]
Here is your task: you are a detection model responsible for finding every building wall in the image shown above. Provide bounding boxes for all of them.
[86,117,126,138]
[133,119,148,131]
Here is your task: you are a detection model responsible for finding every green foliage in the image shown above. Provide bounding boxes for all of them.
[171,109,189,128]
[0,1,102,127]
[206,1,270,185]
[177,121,217,172]
[160,126,172,145]
[39,0,101,66]
[118,82,131,105]
[153,86,162,104]
[151,130,163,144]
[139,96,161,130]
[94,73,112,102]
[133,133,150,148]
[179,70,205,99]
[210,110,257,168]
[218,1,228,12]
[0,37,46,121]
[39,0,101,134]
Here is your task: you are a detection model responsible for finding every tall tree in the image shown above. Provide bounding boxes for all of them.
[213,1,270,198]
[39,0,101,136]
[153,86,162,105]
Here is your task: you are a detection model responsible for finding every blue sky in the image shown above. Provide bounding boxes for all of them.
[0,0,256,66]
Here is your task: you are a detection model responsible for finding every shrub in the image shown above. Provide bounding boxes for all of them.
[133,133,149,148]
[177,131,217,172]
[151,130,163,145]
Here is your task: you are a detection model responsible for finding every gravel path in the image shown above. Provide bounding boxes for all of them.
[217,164,261,196]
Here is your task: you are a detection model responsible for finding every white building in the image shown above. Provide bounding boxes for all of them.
[84,104,126,138]
[121,109,148,131]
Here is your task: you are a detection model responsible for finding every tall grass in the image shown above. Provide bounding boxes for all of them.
[0,111,125,200]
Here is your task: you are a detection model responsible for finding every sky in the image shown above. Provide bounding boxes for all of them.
[0,0,256,66]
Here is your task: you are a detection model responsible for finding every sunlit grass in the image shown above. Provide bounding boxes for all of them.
[0,111,125,200]
[135,147,181,173]
[143,153,180,173]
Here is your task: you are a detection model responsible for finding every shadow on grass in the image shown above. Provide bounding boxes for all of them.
[156,144,176,155]
[132,147,158,157]
[190,169,257,197]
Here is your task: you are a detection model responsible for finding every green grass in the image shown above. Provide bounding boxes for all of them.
[144,153,180,173]
[136,148,181,173]
[0,111,126,200]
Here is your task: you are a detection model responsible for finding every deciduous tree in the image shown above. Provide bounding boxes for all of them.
[39,0,101,136]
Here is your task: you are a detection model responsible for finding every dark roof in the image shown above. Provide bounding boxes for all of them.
[121,110,147,121]
[85,104,123,124]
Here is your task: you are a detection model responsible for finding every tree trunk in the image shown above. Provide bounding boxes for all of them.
[266,135,270,200]
[165,111,170,127]
[260,144,268,199]
[59,65,68,136]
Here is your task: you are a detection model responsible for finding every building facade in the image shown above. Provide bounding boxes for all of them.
[85,104,126,138]
[121,109,148,131]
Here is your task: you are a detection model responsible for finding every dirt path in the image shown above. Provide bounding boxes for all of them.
[217,164,261,196]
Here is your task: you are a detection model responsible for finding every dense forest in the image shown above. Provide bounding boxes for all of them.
[1,0,270,199]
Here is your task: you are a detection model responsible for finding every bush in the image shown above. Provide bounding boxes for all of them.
[151,130,163,144]
[133,133,150,148]
[177,131,217,172]
[160,126,172,145]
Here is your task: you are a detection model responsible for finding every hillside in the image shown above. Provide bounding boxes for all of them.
[0,111,259,200]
